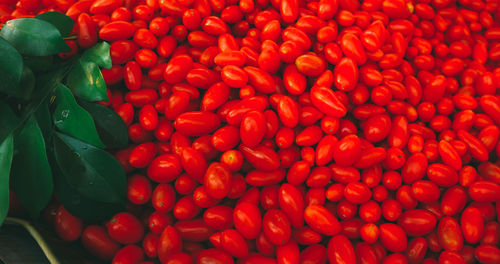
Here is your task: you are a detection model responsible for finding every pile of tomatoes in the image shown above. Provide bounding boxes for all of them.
[3,0,500,263]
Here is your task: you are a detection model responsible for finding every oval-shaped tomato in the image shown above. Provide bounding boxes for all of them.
[327,235,356,264]
[108,212,145,244]
[397,209,437,236]
[437,217,464,251]
[379,223,407,252]
[262,209,292,246]
[304,204,341,236]
[233,202,261,239]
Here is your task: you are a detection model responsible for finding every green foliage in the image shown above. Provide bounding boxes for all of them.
[0,38,23,94]
[0,18,71,56]
[10,117,53,218]
[35,11,75,37]
[0,135,14,224]
[79,100,128,149]
[53,84,105,148]
[0,13,126,225]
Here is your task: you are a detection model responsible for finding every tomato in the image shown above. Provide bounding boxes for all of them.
[327,235,356,264]
[460,207,484,244]
[241,111,267,147]
[204,162,232,199]
[81,225,120,260]
[108,212,145,244]
[437,217,463,251]
[127,174,152,204]
[112,245,144,264]
[147,154,182,183]
[233,202,261,239]
[379,223,407,252]
[157,226,182,262]
[175,111,221,136]
[55,206,83,242]
[221,229,249,258]
[263,209,292,246]
[397,209,437,236]
[333,134,362,166]
[304,204,341,236]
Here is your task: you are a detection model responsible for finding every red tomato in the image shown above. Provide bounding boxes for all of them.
[55,206,83,242]
[108,212,145,244]
[82,225,120,260]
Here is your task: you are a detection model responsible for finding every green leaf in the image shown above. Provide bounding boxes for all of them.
[0,135,14,225]
[16,65,35,100]
[66,59,109,102]
[0,18,71,56]
[79,100,128,149]
[0,100,20,145]
[34,100,52,141]
[52,159,125,222]
[52,83,104,148]
[23,55,54,73]
[10,117,53,219]
[35,11,74,37]
[0,37,23,94]
[81,42,112,70]
[53,132,126,204]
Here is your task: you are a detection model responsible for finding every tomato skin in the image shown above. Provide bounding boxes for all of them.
[108,212,145,244]
[310,86,347,118]
[334,57,359,92]
[460,207,484,244]
[468,181,500,202]
[327,235,356,264]
[379,223,407,252]
[437,217,464,252]
[112,245,145,264]
[77,13,98,49]
[241,111,267,147]
[401,152,427,184]
[474,245,500,264]
[278,183,304,229]
[363,114,391,143]
[204,162,232,199]
[262,209,292,246]
[99,21,137,41]
[174,111,221,136]
[240,145,280,171]
[55,206,83,242]
[333,134,362,166]
[82,225,120,260]
[440,186,467,216]
[157,226,182,262]
[304,204,341,236]
[233,202,261,239]
[406,237,427,264]
[397,209,437,236]
[127,174,152,204]
[278,95,300,128]
[147,154,182,183]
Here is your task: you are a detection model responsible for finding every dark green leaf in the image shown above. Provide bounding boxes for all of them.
[0,135,14,225]
[53,132,126,204]
[35,11,74,37]
[66,59,108,102]
[0,18,71,56]
[34,100,52,141]
[0,100,20,145]
[16,65,35,100]
[79,100,128,149]
[81,42,112,70]
[11,117,53,219]
[53,83,104,148]
[0,37,23,94]
[23,56,54,73]
[52,160,125,222]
